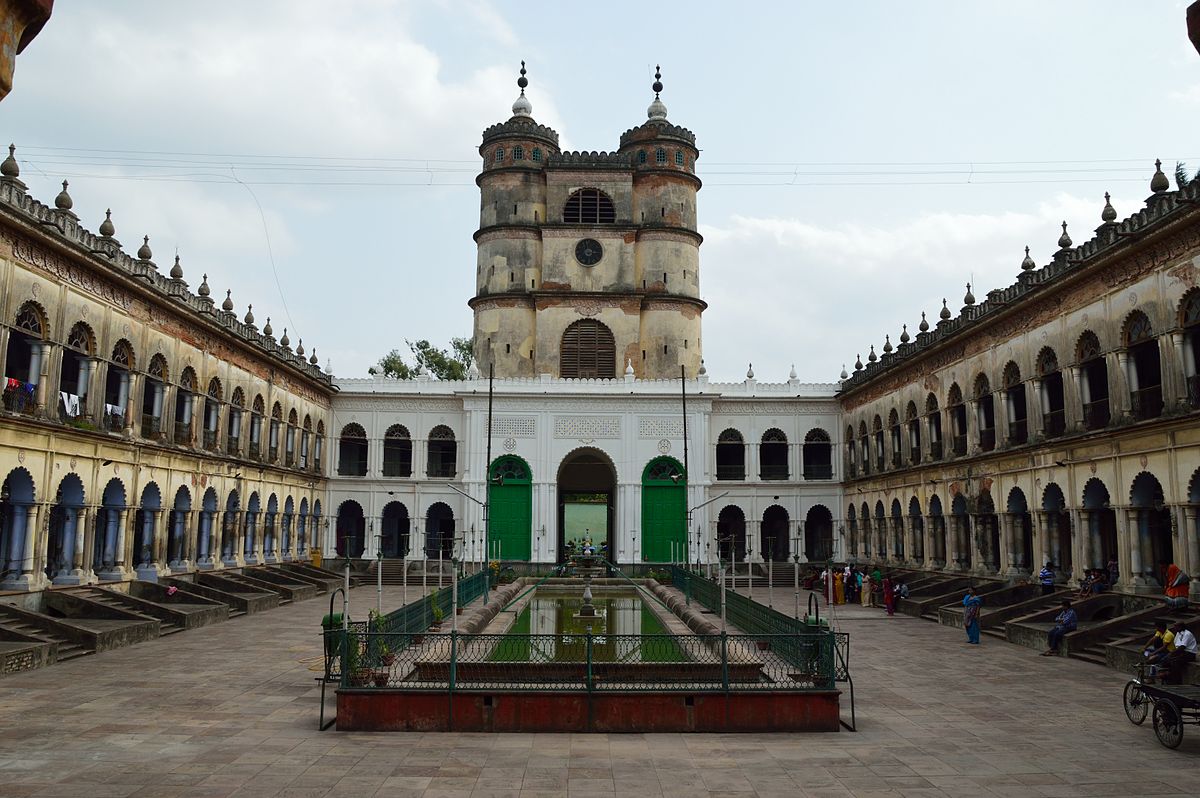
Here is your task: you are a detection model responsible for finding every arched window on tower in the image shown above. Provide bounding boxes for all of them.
[655,147,666,165]
[560,319,615,379]
[532,148,541,162]
[562,188,616,224]
[675,151,684,166]
[637,150,647,164]
[513,146,524,160]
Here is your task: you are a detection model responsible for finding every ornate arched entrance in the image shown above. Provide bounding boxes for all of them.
[641,456,685,563]
[557,448,616,563]
[489,455,532,561]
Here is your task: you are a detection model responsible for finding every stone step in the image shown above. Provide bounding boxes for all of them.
[0,620,89,661]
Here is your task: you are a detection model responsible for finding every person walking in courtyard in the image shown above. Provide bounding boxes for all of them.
[1039,562,1056,596]
[833,568,845,605]
[1042,599,1078,656]
[882,574,895,616]
[963,586,982,644]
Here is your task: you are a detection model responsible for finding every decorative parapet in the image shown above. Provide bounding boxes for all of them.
[546,151,631,169]
[619,120,697,149]
[840,179,1200,396]
[0,171,333,390]
[480,116,560,148]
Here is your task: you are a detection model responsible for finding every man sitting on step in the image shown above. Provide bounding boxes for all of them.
[1042,599,1078,657]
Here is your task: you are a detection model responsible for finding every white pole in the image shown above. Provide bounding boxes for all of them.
[451,557,458,633]
[342,555,350,630]
[793,537,800,620]
[402,546,408,605]
[768,552,773,609]
[438,547,443,590]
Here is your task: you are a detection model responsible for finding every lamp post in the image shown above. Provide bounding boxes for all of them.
[372,518,382,617]
[792,532,801,620]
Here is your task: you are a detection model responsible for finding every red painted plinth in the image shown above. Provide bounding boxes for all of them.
[336,690,841,733]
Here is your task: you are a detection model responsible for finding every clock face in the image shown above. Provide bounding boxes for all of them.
[575,238,603,266]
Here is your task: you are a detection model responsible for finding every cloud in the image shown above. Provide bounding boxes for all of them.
[698,191,1140,384]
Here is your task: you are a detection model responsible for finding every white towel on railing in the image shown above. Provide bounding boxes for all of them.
[60,392,80,417]
[105,403,123,417]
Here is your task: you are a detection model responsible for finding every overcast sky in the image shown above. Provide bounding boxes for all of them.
[2,1,1198,383]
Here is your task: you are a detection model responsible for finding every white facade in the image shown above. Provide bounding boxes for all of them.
[325,373,843,565]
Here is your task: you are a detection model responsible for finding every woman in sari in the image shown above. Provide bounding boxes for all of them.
[860,573,871,606]
[833,569,845,604]
[963,586,982,644]
[882,575,894,615]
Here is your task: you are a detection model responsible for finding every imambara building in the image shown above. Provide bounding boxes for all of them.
[3,65,1199,599]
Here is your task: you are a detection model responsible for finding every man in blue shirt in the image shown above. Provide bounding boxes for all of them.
[1042,599,1078,656]
[1038,562,1056,596]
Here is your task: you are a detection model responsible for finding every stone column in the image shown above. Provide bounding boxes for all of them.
[123,372,140,434]
[1029,379,1045,437]
[1039,511,1055,571]
[922,515,937,569]
[970,515,988,574]
[19,504,39,578]
[999,513,1015,575]
[70,506,90,582]
[197,510,213,567]
[1112,351,1131,420]
[1184,506,1200,600]
[1123,507,1145,590]
[32,343,50,418]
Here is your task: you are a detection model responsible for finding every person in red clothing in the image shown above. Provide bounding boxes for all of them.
[1164,563,1189,610]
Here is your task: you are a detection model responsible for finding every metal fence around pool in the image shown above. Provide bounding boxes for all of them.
[336,629,836,693]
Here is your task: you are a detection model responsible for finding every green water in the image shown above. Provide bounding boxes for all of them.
[489,591,685,662]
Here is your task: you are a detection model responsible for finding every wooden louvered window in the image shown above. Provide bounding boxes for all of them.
[563,188,616,224]
[560,319,615,378]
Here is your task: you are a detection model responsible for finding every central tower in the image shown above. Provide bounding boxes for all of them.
[470,64,705,380]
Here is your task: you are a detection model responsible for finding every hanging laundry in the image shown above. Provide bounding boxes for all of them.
[60,392,80,418]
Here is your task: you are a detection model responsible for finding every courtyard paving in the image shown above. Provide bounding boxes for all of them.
[0,581,1194,797]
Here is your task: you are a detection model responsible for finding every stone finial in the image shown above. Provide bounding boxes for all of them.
[198,273,211,297]
[918,311,929,332]
[1,144,18,178]
[170,254,184,280]
[746,362,754,379]
[309,348,319,366]
[625,358,634,376]
[1101,192,1117,223]
[867,345,877,363]
[1021,245,1036,271]
[296,339,304,356]
[55,180,73,210]
[244,304,255,325]
[280,327,290,348]
[647,64,668,121]
[1150,158,1169,193]
[222,289,234,312]
[263,317,273,337]
[899,324,910,344]
[963,282,976,306]
[698,358,706,376]
[137,235,153,261]
[789,363,798,380]
[512,60,533,117]
[854,354,863,371]
[1057,220,1072,250]
[99,209,115,237]
[839,364,849,380]
[940,298,952,320]
[882,334,893,354]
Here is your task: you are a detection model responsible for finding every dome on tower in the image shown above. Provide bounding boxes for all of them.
[512,60,532,117]
[647,65,668,121]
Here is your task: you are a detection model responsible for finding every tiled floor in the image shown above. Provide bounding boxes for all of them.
[0,582,1194,797]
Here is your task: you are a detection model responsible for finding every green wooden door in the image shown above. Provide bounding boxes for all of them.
[641,457,686,562]
[488,455,532,561]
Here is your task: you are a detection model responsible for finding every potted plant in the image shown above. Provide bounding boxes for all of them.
[431,604,444,631]
[373,646,392,688]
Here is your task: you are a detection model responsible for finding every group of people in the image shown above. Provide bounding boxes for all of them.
[563,539,606,557]
[1142,618,1199,684]
[813,566,908,615]
[1077,568,1111,597]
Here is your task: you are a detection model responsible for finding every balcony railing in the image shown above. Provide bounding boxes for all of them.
[174,421,192,445]
[203,430,217,450]
[1043,409,1065,439]
[874,457,884,472]
[226,435,240,456]
[382,460,413,478]
[952,434,967,457]
[285,451,295,467]
[2,381,36,415]
[909,449,921,466]
[268,445,279,463]
[715,464,745,481]
[848,463,858,478]
[102,407,125,432]
[1130,386,1164,421]
[1007,418,1027,446]
[891,451,902,468]
[1083,399,1110,431]
[760,463,789,480]
[803,464,833,480]
[1188,374,1200,409]
[979,428,995,452]
[929,440,943,461]
[249,441,261,460]
[141,414,162,439]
